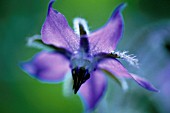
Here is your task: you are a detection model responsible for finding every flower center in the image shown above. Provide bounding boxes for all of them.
[71,67,90,94]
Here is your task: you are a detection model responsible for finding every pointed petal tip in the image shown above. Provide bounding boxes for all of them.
[19,62,33,75]
[49,0,55,6]
[119,3,127,10]
[145,83,159,92]
[114,2,127,14]
[48,0,58,15]
[110,3,127,19]
[130,73,159,93]
[143,84,159,92]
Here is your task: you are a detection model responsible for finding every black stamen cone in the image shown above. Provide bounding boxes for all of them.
[71,67,90,94]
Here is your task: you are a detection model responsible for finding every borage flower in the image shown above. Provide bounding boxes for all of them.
[21,0,158,111]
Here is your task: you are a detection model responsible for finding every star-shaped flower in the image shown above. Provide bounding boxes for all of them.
[21,0,158,111]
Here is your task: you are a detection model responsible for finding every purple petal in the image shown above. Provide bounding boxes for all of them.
[21,51,70,83]
[78,69,107,110]
[98,58,158,92]
[130,73,159,92]
[98,58,131,78]
[88,3,126,55]
[41,0,79,52]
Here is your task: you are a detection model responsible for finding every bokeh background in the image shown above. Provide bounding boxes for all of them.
[1,0,170,113]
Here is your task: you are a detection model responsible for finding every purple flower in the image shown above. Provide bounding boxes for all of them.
[21,0,158,111]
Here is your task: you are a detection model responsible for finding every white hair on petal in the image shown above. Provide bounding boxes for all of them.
[73,17,90,36]
[111,51,139,68]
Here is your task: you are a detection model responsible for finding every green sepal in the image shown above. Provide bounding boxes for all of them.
[26,35,72,59]
[101,69,128,90]
[27,35,56,51]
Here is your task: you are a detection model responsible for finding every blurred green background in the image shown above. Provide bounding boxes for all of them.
[1,0,170,113]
